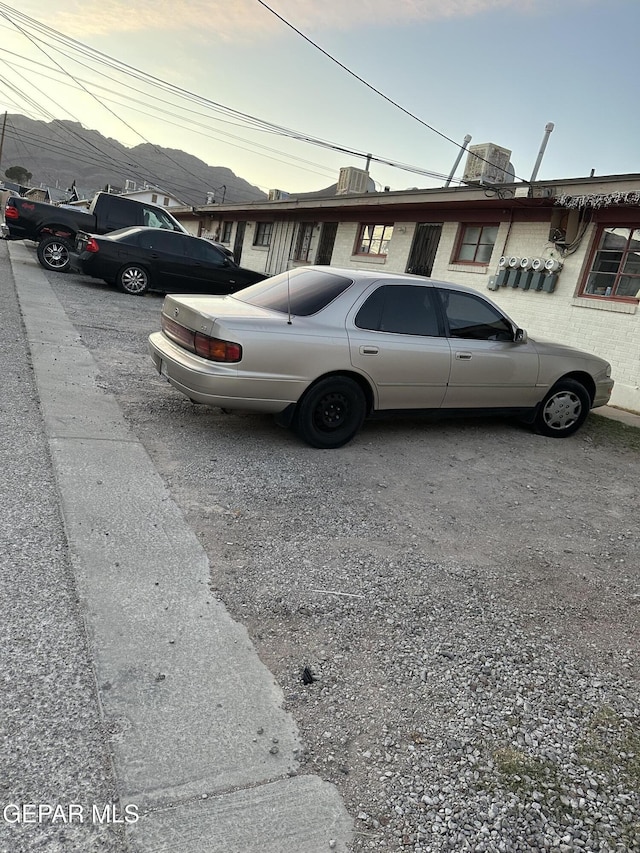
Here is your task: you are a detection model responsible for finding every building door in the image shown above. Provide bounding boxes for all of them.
[233,221,246,265]
[316,222,338,265]
[406,223,443,277]
[266,221,296,275]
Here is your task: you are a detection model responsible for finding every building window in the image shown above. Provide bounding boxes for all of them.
[580,226,640,299]
[355,223,394,256]
[254,222,273,246]
[151,193,158,203]
[221,221,233,243]
[294,222,314,261]
[163,197,170,206]
[454,224,499,264]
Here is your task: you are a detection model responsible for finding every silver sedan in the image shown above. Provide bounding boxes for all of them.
[148,266,614,448]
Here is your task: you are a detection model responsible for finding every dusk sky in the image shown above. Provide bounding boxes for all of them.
[1,0,637,197]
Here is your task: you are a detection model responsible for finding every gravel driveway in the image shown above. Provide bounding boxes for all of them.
[46,265,640,852]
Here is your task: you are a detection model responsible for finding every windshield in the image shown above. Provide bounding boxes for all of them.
[234,268,354,316]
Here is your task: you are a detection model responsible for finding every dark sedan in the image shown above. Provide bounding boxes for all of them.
[70,227,265,296]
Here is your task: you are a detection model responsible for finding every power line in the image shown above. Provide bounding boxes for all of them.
[0,49,341,184]
[0,3,462,189]
[254,0,528,185]
[2,121,268,203]
[0,11,205,196]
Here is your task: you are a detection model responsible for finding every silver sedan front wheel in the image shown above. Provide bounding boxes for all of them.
[534,379,591,438]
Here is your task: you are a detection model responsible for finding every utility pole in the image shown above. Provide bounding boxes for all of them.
[0,112,7,174]
[445,134,472,187]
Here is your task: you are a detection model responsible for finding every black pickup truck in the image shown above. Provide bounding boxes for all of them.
[2,191,187,272]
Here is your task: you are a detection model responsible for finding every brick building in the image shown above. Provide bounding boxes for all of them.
[171,170,640,413]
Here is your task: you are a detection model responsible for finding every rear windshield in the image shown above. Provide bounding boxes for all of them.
[104,227,144,242]
[234,268,354,316]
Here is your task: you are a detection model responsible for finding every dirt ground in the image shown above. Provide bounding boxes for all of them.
[47,269,640,850]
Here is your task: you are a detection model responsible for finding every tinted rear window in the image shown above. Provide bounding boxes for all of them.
[234,269,354,316]
[106,227,145,243]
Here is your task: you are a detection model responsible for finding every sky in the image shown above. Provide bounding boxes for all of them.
[0,0,638,199]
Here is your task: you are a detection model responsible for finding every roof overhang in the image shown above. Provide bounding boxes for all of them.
[172,173,640,223]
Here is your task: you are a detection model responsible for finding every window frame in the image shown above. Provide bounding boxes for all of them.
[354,223,394,257]
[452,223,499,266]
[578,224,640,302]
[435,287,514,341]
[293,222,315,262]
[221,221,233,244]
[354,284,443,337]
[253,221,273,247]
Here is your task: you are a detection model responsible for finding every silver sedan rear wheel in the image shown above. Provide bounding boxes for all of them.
[293,376,366,449]
[117,264,150,296]
[534,379,590,438]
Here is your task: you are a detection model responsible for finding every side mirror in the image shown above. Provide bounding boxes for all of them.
[514,328,528,344]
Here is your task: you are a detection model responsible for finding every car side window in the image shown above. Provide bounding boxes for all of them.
[355,285,441,337]
[188,239,227,266]
[139,231,184,254]
[102,196,139,231]
[437,290,513,341]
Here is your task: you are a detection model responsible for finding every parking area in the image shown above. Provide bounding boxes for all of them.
[12,243,640,851]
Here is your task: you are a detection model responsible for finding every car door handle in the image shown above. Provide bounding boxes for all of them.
[360,346,379,355]
[455,351,472,360]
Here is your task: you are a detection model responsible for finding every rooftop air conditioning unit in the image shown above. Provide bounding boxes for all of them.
[463,143,514,185]
[336,167,370,195]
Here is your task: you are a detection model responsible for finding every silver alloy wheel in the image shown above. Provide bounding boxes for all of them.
[541,389,583,431]
[37,237,71,271]
[119,265,149,295]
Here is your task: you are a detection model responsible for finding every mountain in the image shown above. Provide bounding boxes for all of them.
[0,114,266,206]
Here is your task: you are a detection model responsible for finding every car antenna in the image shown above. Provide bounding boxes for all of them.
[287,269,292,325]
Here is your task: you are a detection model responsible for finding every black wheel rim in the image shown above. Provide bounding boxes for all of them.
[312,391,350,432]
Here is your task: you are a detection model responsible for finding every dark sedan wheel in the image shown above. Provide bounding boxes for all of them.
[117,264,150,296]
[293,376,366,449]
[37,236,72,272]
[534,379,591,438]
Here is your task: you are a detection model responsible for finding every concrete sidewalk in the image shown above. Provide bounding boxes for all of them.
[5,241,352,851]
[593,404,640,429]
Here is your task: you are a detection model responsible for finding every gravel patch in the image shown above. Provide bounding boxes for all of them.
[48,270,640,852]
